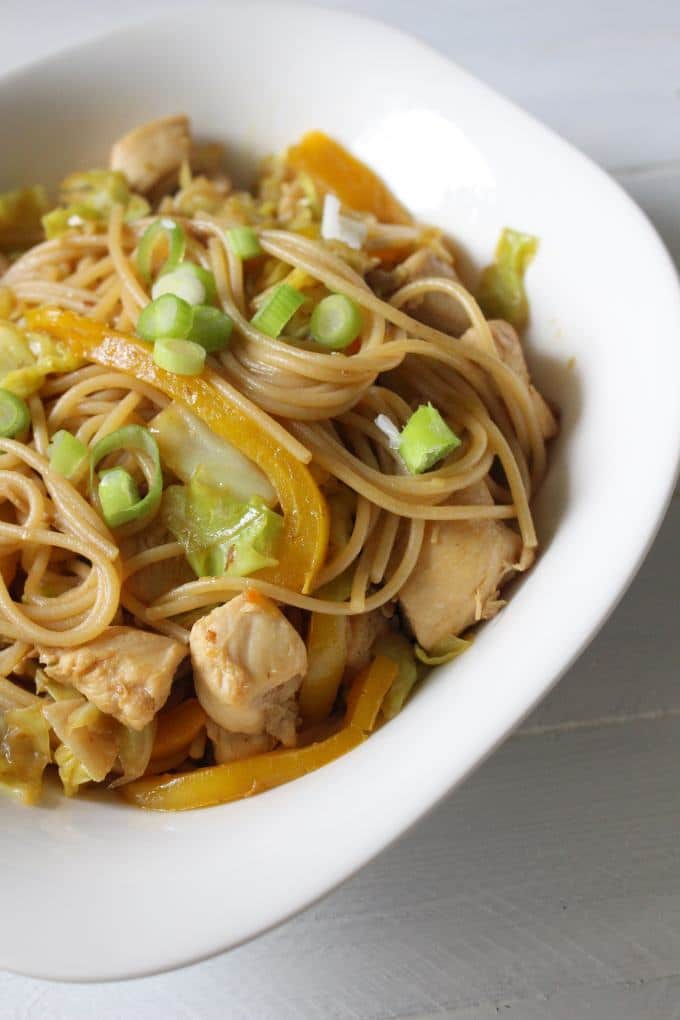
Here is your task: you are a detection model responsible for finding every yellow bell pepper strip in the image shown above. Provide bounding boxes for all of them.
[26,308,329,594]
[299,613,347,723]
[150,698,206,761]
[287,131,412,226]
[120,655,397,811]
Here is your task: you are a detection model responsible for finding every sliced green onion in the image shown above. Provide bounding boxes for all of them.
[251,284,306,338]
[227,226,261,260]
[151,268,205,306]
[0,388,30,438]
[48,430,89,479]
[172,262,218,305]
[187,306,233,352]
[136,218,185,284]
[310,293,362,349]
[398,403,461,475]
[153,338,206,376]
[90,425,162,528]
[98,468,140,527]
[137,294,193,342]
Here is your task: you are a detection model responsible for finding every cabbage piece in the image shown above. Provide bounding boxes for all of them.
[42,169,149,239]
[414,634,471,666]
[110,720,156,787]
[149,403,276,506]
[477,228,538,330]
[53,745,93,798]
[162,475,283,579]
[0,185,49,249]
[0,704,51,805]
[374,633,419,721]
[42,204,100,240]
[0,322,83,398]
[44,697,120,796]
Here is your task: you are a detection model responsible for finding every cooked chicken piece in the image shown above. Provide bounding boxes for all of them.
[190,593,307,748]
[372,248,470,337]
[399,481,522,650]
[38,627,187,731]
[488,319,558,440]
[345,610,390,674]
[206,721,275,764]
[110,114,191,193]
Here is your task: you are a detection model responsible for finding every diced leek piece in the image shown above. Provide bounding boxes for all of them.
[98,467,141,527]
[90,424,162,529]
[136,218,186,283]
[309,293,362,349]
[153,337,206,376]
[187,305,233,352]
[227,226,262,260]
[137,294,193,342]
[251,284,305,338]
[0,388,30,438]
[48,429,89,478]
[398,403,460,474]
[477,227,538,330]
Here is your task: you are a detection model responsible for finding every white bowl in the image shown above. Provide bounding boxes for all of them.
[1,0,679,982]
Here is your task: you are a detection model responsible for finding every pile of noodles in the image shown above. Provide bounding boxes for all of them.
[0,187,546,665]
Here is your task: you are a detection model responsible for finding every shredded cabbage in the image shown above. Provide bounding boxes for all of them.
[162,473,283,579]
[0,322,83,398]
[42,169,149,239]
[477,228,538,330]
[149,403,276,506]
[414,635,471,666]
[374,633,419,720]
[0,704,51,805]
[44,697,119,796]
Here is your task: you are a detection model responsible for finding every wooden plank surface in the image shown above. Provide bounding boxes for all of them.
[1,1,679,1016]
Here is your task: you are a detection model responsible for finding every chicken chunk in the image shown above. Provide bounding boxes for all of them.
[345,610,390,674]
[488,319,558,440]
[398,482,521,650]
[372,248,470,337]
[190,593,307,748]
[110,114,191,194]
[206,721,275,764]
[38,627,187,731]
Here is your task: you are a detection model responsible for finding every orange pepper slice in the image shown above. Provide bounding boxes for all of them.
[26,308,329,594]
[299,613,347,724]
[151,698,206,762]
[287,131,412,225]
[120,655,397,811]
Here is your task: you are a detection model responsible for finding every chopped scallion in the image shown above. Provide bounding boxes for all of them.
[98,468,140,528]
[90,425,162,529]
[153,338,206,376]
[227,226,262,260]
[398,403,461,475]
[251,284,305,338]
[151,269,205,306]
[152,261,218,307]
[187,306,233,352]
[309,293,362,349]
[137,294,193,342]
[48,430,89,479]
[136,219,185,283]
[0,388,30,438]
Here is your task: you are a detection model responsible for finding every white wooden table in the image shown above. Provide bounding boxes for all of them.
[2,2,679,1016]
